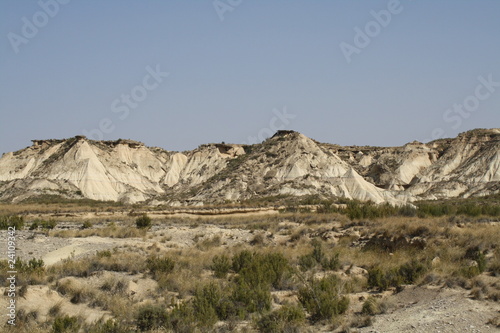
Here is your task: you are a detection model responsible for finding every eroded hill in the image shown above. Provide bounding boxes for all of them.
[0,129,498,205]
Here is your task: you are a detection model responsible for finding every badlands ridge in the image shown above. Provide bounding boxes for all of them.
[0,129,498,205]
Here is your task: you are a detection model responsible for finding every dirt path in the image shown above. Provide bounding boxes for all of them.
[0,231,144,266]
[41,236,144,265]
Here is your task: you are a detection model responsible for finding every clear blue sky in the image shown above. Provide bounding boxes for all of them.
[1,0,499,154]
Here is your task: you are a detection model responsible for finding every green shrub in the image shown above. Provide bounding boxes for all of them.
[167,303,197,332]
[147,256,175,278]
[460,265,482,278]
[41,219,58,230]
[367,267,384,290]
[322,253,341,271]
[52,315,80,333]
[236,252,290,290]
[0,215,24,230]
[298,239,340,272]
[368,260,427,291]
[29,220,39,230]
[261,252,290,289]
[367,266,401,291]
[86,318,123,333]
[464,246,487,273]
[15,258,45,274]
[81,221,93,229]
[343,202,398,220]
[398,259,427,284]
[136,304,168,331]
[298,254,316,272]
[231,278,271,315]
[256,304,306,333]
[211,255,231,278]
[317,197,500,219]
[29,218,57,230]
[96,250,112,258]
[135,214,152,229]
[489,254,500,277]
[192,283,233,328]
[298,275,349,322]
[230,252,288,315]
[311,238,325,263]
[232,250,254,273]
[398,204,418,217]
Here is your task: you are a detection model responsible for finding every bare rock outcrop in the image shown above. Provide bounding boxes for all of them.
[0,129,498,204]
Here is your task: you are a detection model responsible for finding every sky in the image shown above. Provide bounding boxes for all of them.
[1,0,499,155]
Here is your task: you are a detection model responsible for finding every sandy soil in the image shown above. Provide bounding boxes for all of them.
[359,285,500,333]
[0,219,498,331]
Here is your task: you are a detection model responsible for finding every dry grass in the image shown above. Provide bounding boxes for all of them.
[46,249,147,280]
[50,225,146,238]
[4,204,500,332]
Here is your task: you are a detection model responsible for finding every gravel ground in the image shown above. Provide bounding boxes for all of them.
[359,285,500,333]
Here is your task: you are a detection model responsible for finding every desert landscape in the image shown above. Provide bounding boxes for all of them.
[0,130,499,332]
[2,1,499,332]
[1,200,499,332]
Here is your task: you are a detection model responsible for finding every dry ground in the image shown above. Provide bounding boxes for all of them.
[0,209,499,332]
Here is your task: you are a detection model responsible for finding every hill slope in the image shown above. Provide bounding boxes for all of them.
[0,129,498,205]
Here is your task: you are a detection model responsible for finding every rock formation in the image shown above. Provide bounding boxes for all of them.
[0,129,498,205]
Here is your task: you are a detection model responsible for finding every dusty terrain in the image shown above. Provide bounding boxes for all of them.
[1,208,499,332]
[359,286,499,333]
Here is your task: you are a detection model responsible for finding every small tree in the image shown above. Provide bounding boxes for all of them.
[136,214,152,229]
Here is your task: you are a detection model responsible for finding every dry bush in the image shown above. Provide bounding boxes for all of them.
[51,225,145,238]
[470,287,485,300]
[289,227,310,243]
[361,296,383,315]
[157,269,200,298]
[5,203,500,332]
[16,308,39,323]
[48,257,92,278]
[155,249,218,297]
[488,315,500,328]
[255,304,306,333]
[52,315,81,333]
[447,224,500,253]
[54,278,95,304]
[100,276,129,295]
[48,250,147,279]
[48,302,62,317]
[195,235,221,251]
[488,251,500,277]
[91,292,134,319]
[349,314,373,328]
[250,232,266,246]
